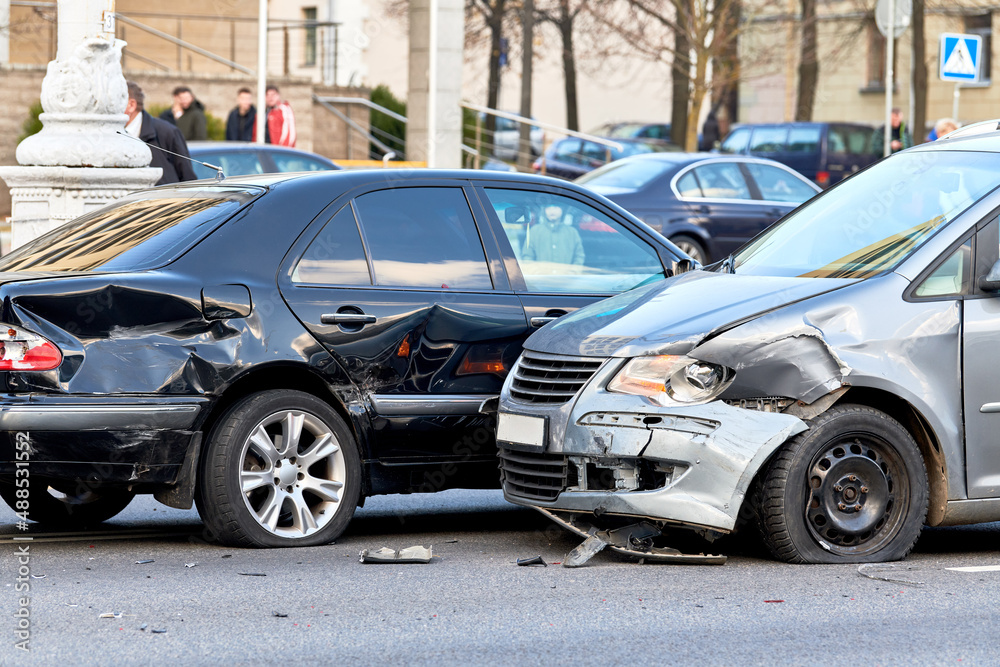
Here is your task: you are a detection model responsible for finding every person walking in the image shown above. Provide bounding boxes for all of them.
[265,85,296,147]
[874,107,913,153]
[125,81,197,185]
[159,86,208,142]
[225,87,256,142]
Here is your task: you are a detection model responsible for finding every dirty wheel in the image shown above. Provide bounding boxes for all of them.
[0,482,134,528]
[197,390,361,548]
[670,235,708,264]
[756,404,928,563]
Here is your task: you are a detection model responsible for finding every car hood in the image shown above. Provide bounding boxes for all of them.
[525,270,858,358]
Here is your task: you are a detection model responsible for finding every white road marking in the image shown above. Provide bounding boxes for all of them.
[946,565,1000,573]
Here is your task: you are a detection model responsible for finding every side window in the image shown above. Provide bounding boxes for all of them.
[292,204,371,285]
[270,153,334,173]
[829,125,876,156]
[749,127,788,153]
[192,151,265,179]
[787,127,821,153]
[675,171,703,198]
[691,162,752,200]
[746,163,817,204]
[553,139,581,162]
[483,188,665,294]
[720,127,751,153]
[353,187,493,290]
[914,239,972,298]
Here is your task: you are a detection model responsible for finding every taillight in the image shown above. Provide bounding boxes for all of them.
[0,324,62,371]
[816,171,830,187]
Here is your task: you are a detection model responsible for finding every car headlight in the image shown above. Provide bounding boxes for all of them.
[607,355,734,406]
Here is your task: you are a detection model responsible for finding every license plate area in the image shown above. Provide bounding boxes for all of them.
[496,412,546,450]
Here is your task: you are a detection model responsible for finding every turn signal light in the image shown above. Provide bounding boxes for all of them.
[0,324,62,371]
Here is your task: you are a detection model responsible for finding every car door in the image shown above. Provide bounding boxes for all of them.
[474,184,672,334]
[675,160,764,257]
[743,161,820,228]
[279,184,527,469]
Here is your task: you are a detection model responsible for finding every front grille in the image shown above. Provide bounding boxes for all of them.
[499,447,573,502]
[509,352,605,404]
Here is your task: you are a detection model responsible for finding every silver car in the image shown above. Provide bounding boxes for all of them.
[496,121,1000,564]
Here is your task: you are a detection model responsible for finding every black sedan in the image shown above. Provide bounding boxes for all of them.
[187,141,340,179]
[577,153,820,263]
[0,169,685,547]
[532,137,673,180]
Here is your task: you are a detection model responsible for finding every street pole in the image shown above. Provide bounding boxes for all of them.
[256,0,267,145]
[884,0,895,157]
[427,0,438,168]
[953,83,960,123]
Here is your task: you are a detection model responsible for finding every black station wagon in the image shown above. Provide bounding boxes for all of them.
[0,170,686,547]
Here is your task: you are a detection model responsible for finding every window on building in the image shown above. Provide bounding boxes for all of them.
[866,21,897,90]
[304,7,318,67]
[965,12,992,82]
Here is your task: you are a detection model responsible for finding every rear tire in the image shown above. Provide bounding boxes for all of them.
[196,390,361,548]
[0,482,134,528]
[756,404,928,563]
[670,235,708,264]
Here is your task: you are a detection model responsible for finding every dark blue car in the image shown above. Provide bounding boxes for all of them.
[577,153,820,263]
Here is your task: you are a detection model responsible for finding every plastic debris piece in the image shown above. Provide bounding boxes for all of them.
[238,572,267,576]
[516,555,547,567]
[359,545,433,564]
[99,611,123,619]
[135,560,154,565]
[563,534,608,568]
[184,563,197,568]
[221,554,232,559]
[272,611,288,618]
[152,629,167,634]
[139,624,148,632]
[763,600,785,603]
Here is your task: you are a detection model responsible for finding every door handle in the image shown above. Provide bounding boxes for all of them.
[530,316,559,327]
[321,313,377,325]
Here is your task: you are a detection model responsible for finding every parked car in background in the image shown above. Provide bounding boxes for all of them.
[588,121,672,142]
[0,169,686,548]
[497,126,1000,564]
[577,153,820,263]
[187,141,340,179]
[719,122,878,188]
[534,137,677,180]
[489,114,544,160]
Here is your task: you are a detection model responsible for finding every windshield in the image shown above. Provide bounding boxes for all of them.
[576,158,675,189]
[732,151,1000,278]
[0,186,257,273]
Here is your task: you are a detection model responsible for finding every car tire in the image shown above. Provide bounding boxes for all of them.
[670,235,708,264]
[0,482,134,527]
[196,390,361,548]
[756,404,928,564]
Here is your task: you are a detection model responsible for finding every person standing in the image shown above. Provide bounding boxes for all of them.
[265,85,296,147]
[699,110,720,151]
[125,81,197,185]
[225,87,256,142]
[159,86,208,142]
[874,107,913,153]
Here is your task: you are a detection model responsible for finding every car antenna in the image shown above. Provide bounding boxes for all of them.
[115,130,225,181]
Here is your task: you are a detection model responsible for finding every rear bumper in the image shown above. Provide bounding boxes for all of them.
[0,394,209,487]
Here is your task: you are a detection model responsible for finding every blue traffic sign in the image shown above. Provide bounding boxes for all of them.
[940,33,982,82]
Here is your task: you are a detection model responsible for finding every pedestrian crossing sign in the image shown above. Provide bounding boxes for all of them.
[940,33,982,82]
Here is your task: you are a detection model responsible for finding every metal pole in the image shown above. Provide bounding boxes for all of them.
[427,0,438,168]
[953,83,960,123]
[475,113,482,169]
[256,0,267,145]
[884,0,895,157]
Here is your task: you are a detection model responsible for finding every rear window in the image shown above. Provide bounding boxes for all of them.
[0,187,256,273]
[828,125,876,155]
[576,158,674,190]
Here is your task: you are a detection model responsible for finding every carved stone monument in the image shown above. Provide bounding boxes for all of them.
[0,0,160,249]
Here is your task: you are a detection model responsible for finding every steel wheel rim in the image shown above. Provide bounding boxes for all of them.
[674,239,705,263]
[804,433,910,557]
[238,409,347,539]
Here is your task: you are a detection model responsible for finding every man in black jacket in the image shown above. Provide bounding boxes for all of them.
[225,87,256,142]
[125,81,197,185]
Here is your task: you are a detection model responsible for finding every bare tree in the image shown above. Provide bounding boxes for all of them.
[469,0,512,138]
[911,0,926,142]
[519,0,535,169]
[795,0,817,121]
[535,0,592,131]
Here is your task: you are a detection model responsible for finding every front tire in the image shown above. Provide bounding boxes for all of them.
[756,404,928,563]
[196,390,361,548]
[0,482,134,528]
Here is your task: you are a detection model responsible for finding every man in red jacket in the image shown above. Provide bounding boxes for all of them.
[265,85,296,147]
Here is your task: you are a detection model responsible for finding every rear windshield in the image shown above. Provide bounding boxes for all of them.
[576,158,675,190]
[0,186,258,273]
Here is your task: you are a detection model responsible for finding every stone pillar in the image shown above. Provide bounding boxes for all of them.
[0,0,160,249]
[407,0,464,168]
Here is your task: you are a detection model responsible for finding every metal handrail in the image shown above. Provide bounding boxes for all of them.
[313,94,396,159]
[461,103,623,151]
[315,96,408,124]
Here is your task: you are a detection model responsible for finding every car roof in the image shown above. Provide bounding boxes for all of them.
[187,141,327,156]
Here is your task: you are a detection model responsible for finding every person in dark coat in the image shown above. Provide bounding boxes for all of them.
[125,81,197,185]
[159,85,208,141]
[225,87,256,142]
[700,110,720,151]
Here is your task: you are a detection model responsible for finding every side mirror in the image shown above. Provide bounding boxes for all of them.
[673,258,699,275]
[979,258,1000,292]
[505,206,528,225]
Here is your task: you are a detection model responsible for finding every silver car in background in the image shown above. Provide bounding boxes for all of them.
[496,121,1000,564]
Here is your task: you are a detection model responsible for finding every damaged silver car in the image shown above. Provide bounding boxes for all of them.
[497,120,1000,563]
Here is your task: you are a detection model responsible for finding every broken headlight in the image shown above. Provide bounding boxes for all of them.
[608,355,733,407]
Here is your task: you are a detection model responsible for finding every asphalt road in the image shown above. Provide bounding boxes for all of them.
[1,490,999,665]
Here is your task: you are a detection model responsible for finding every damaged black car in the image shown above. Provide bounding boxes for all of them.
[0,169,685,547]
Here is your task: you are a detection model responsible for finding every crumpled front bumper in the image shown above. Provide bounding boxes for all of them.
[499,360,808,532]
